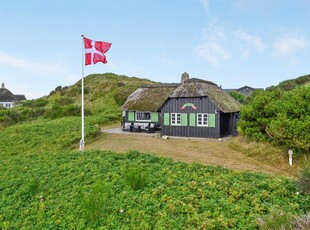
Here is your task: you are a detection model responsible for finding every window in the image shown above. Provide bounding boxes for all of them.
[136,111,151,121]
[197,113,208,126]
[171,113,181,125]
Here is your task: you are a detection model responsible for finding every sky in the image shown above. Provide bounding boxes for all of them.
[0,0,309,99]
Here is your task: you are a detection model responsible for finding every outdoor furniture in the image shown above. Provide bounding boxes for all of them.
[133,125,141,132]
[146,123,155,133]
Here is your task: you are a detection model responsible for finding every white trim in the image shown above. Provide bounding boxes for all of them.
[171,113,181,126]
[135,111,151,122]
[197,113,208,127]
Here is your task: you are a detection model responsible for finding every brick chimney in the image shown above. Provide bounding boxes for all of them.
[181,72,189,83]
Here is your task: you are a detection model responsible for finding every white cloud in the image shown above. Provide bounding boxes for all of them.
[196,26,265,64]
[273,35,308,58]
[0,52,81,99]
[0,52,63,75]
[233,30,265,54]
[196,43,229,65]
[196,25,230,65]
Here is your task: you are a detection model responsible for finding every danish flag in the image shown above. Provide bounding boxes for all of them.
[83,36,112,65]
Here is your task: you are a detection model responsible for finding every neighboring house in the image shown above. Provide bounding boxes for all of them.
[122,73,241,138]
[224,86,263,96]
[0,83,26,108]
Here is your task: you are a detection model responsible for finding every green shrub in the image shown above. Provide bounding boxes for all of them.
[297,162,310,195]
[229,91,245,104]
[125,166,149,191]
[54,97,74,106]
[239,85,310,153]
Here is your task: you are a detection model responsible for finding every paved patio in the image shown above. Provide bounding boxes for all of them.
[101,127,159,136]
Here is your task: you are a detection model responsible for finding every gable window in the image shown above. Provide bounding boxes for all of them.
[197,113,208,126]
[136,111,151,121]
[171,113,181,125]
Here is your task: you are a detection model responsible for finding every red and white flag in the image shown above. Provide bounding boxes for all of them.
[83,36,112,65]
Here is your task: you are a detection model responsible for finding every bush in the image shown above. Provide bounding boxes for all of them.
[239,85,310,153]
[229,91,245,104]
[297,162,310,195]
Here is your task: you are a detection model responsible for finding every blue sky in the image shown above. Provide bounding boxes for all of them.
[0,0,309,99]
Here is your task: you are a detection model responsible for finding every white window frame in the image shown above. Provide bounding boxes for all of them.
[171,113,181,126]
[197,113,208,127]
[136,111,151,122]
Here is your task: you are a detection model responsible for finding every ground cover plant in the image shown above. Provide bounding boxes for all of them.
[1,148,309,229]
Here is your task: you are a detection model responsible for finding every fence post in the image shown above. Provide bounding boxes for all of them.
[288,150,293,166]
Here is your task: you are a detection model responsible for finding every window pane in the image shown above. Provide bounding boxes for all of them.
[137,112,151,121]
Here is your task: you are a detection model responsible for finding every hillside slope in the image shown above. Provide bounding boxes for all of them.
[0,73,156,126]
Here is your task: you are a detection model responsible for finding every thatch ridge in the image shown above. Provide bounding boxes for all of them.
[122,85,178,111]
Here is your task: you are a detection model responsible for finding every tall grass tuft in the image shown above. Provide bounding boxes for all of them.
[81,181,111,223]
[28,177,40,195]
[257,208,294,230]
[125,166,149,191]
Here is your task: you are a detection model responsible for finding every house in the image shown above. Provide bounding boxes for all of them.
[159,78,241,138]
[0,83,26,108]
[122,73,241,138]
[224,86,263,96]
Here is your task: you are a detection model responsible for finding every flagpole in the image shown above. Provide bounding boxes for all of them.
[80,35,85,151]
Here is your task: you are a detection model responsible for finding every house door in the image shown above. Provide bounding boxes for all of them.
[231,113,240,136]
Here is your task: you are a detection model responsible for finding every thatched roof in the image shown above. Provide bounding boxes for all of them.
[0,87,18,102]
[122,78,240,113]
[122,84,179,111]
[170,78,241,113]
[0,84,26,102]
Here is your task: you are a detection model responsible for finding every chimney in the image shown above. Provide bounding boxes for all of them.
[1,83,4,88]
[181,72,189,83]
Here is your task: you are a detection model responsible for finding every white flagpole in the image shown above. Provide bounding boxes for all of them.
[80,35,85,151]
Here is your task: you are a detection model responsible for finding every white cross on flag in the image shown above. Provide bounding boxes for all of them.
[83,36,112,65]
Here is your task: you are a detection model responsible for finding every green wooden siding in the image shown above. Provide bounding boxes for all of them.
[164,113,170,126]
[181,113,188,126]
[151,112,159,122]
[189,113,196,127]
[208,113,216,127]
[128,112,135,122]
